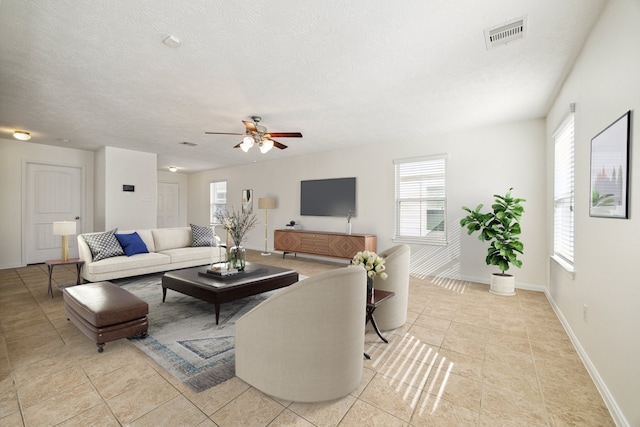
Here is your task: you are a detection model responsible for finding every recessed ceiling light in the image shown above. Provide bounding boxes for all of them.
[169,166,178,172]
[13,130,31,141]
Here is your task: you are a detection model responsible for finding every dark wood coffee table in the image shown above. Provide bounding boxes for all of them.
[161,262,299,324]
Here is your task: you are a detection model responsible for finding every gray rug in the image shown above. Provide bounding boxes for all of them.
[113,273,275,392]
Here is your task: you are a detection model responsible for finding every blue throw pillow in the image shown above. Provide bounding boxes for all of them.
[115,232,149,257]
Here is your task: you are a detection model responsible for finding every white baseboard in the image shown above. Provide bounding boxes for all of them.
[544,290,629,427]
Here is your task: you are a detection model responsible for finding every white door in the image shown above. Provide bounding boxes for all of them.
[25,163,83,264]
[157,182,180,228]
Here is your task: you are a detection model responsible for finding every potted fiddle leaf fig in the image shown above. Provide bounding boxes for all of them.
[460,188,525,296]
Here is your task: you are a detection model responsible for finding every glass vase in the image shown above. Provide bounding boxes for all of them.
[367,276,373,295]
[229,246,246,271]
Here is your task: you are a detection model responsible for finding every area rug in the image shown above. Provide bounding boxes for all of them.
[113,273,277,392]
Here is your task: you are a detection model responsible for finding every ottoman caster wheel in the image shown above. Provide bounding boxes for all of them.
[97,343,104,353]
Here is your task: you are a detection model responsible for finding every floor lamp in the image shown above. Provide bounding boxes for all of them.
[258,197,276,256]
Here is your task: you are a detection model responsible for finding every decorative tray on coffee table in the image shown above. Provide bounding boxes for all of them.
[198,263,267,280]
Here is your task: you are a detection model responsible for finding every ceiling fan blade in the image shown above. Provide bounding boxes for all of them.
[233,141,242,148]
[205,132,245,135]
[272,140,288,150]
[243,120,258,133]
[268,132,302,138]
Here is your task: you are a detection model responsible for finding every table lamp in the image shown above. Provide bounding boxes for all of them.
[258,197,276,255]
[53,221,77,262]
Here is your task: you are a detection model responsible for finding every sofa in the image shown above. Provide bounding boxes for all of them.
[78,226,225,282]
[235,266,366,402]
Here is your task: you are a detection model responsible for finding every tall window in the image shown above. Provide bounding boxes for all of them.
[210,181,227,224]
[554,114,575,268]
[394,155,447,245]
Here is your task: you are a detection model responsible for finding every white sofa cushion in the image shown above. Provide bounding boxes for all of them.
[83,252,170,275]
[152,227,192,251]
[159,247,212,264]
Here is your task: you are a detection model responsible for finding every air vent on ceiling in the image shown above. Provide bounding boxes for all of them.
[179,141,197,147]
[484,16,526,50]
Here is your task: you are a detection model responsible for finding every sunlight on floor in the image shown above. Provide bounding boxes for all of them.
[368,332,453,415]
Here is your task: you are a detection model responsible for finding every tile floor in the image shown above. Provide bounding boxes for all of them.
[0,251,614,426]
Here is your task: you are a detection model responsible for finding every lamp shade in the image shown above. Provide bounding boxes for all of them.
[258,197,276,209]
[259,139,274,153]
[52,221,76,236]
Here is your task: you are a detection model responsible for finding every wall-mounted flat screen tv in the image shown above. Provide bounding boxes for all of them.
[300,177,356,217]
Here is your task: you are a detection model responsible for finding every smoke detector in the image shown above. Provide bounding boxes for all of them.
[484,16,527,50]
[163,35,181,48]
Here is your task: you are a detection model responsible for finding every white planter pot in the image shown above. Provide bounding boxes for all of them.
[346,223,352,235]
[490,273,515,296]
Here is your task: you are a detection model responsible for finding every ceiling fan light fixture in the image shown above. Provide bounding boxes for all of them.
[260,139,274,153]
[13,130,31,141]
[240,138,253,152]
[168,166,178,172]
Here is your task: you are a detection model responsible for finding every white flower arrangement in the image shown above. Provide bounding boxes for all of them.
[352,250,388,280]
[214,208,258,248]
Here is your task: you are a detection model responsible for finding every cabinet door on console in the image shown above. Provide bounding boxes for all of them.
[328,235,365,258]
[274,230,303,252]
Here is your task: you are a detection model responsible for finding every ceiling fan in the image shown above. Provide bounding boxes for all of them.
[205,116,302,153]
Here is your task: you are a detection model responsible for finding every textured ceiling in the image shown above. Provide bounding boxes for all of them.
[0,0,606,172]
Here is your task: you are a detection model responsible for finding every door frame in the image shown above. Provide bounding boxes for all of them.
[21,160,87,265]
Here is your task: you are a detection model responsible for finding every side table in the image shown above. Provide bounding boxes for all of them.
[44,258,84,298]
[364,289,395,359]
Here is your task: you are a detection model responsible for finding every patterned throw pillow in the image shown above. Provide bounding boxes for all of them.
[83,229,125,261]
[191,224,216,247]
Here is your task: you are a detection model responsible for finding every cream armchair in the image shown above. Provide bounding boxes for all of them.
[235,266,366,402]
[373,244,410,331]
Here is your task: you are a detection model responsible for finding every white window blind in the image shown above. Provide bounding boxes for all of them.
[209,181,227,224]
[394,155,447,245]
[554,115,575,265]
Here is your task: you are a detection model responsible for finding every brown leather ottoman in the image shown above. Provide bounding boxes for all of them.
[63,281,148,353]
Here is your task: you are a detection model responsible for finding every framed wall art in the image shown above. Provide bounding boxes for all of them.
[589,110,632,218]
[242,189,253,213]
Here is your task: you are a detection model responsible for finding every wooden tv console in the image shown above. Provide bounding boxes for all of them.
[274,229,376,260]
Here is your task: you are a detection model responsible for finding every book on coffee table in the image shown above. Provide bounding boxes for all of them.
[203,268,238,277]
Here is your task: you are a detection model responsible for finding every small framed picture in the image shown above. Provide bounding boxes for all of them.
[242,189,253,213]
[589,110,632,218]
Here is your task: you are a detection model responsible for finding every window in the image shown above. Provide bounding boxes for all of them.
[210,181,227,224]
[394,155,447,245]
[553,114,575,269]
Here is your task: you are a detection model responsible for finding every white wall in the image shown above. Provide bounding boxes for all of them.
[546,0,640,425]
[101,146,157,231]
[188,118,547,289]
[0,138,94,268]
